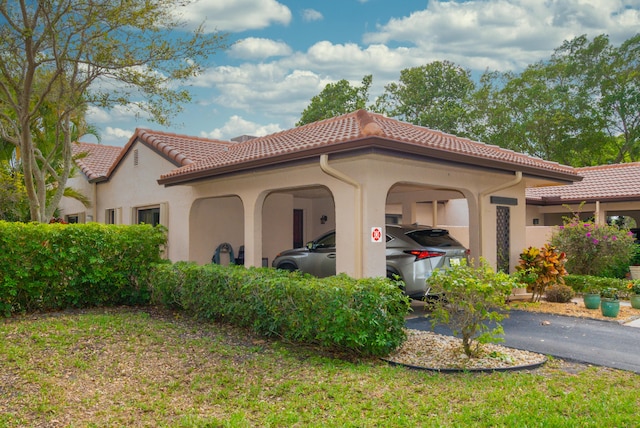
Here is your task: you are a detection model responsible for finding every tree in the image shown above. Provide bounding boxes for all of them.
[0,0,228,222]
[375,61,476,136]
[297,75,372,126]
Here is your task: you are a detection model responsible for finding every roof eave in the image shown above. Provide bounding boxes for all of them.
[158,136,580,187]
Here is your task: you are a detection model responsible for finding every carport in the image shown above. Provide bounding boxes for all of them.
[159,110,580,278]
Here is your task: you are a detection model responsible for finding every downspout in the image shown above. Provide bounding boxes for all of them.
[92,182,97,223]
[319,154,363,278]
[478,171,523,258]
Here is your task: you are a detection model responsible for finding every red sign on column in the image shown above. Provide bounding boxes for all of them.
[371,226,383,243]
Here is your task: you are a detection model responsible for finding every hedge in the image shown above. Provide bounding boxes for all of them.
[149,262,411,357]
[0,221,167,315]
[564,274,637,298]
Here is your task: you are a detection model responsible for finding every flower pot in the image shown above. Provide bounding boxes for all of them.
[583,293,601,310]
[630,266,640,280]
[630,294,640,310]
[600,299,620,318]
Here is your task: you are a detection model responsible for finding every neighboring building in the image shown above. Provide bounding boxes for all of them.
[59,110,580,277]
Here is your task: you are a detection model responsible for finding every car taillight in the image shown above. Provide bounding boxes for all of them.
[404,250,446,261]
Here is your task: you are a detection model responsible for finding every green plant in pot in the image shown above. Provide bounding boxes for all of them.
[600,287,620,318]
[626,281,640,309]
[582,287,601,310]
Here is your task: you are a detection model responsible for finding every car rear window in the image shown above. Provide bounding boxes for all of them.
[405,229,461,247]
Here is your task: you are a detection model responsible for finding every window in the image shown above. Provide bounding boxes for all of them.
[137,207,160,226]
[65,214,79,224]
[106,209,116,224]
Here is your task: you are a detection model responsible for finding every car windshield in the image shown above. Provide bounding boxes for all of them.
[406,229,460,247]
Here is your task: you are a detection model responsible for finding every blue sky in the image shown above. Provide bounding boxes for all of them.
[86,0,640,146]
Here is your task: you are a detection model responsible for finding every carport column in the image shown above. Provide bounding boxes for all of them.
[241,191,266,268]
[401,200,417,225]
[464,191,481,263]
[361,181,389,279]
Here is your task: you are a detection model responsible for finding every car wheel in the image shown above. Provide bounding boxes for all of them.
[276,262,298,272]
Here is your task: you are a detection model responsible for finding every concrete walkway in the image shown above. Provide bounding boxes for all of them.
[406,300,640,373]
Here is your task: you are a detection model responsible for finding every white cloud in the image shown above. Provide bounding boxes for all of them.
[178,0,291,32]
[201,115,282,140]
[229,37,292,60]
[363,0,640,71]
[302,9,323,22]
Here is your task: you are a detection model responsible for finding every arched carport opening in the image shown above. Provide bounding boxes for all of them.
[262,185,335,267]
[189,195,244,265]
[385,182,470,248]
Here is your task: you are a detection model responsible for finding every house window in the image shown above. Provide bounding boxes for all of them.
[106,209,116,224]
[137,206,161,226]
[66,214,80,224]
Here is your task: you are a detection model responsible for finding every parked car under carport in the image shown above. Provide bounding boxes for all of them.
[272,224,468,300]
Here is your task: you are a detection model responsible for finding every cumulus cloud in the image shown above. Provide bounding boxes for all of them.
[302,9,323,22]
[363,0,640,71]
[201,115,282,140]
[178,0,291,32]
[229,37,292,60]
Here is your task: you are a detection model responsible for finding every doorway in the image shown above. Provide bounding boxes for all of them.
[293,209,304,248]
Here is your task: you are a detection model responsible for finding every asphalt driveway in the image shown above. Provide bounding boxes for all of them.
[406,307,640,374]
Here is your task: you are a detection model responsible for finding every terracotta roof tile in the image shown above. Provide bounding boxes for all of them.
[527,163,640,203]
[135,129,233,165]
[160,110,577,184]
[72,142,122,181]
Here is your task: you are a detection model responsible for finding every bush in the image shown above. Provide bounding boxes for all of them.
[515,244,567,302]
[550,214,635,277]
[425,259,517,358]
[0,221,167,316]
[149,262,411,357]
[544,284,575,303]
[563,274,635,298]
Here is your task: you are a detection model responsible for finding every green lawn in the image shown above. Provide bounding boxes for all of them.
[0,307,638,427]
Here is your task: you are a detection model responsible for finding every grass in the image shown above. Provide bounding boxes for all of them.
[0,306,638,427]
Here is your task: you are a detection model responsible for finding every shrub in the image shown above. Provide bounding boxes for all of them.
[0,221,167,316]
[515,244,567,302]
[550,214,635,277]
[149,262,411,357]
[563,274,633,297]
[544,284,575,303]
[425,259,517,358]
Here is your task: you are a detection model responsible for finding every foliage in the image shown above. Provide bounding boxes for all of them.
[515,244,567,302]
[149,262,410,357]
[375,61,476,136]
[627,281,640,295]
[563,274,634,297]
[0,0,228,222]
[550,214,635,277]
[0,162,29,221]
[425,259,517,358]
[544,284,575,303]
[0,221,167,316]
[297,75,373,126]
[600,287,619,300]
[630,244,640,265]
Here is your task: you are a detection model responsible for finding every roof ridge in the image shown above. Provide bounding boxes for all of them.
[578,162,640,171]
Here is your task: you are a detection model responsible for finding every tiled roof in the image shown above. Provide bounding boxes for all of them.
[159,110,578,185]
[103,128,233,179]
[527,163,640,203]
[72,142,122,181]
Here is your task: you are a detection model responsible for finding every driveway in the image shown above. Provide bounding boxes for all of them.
[406,304,640,374]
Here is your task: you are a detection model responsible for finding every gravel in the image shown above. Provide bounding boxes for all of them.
[386,329,546,371]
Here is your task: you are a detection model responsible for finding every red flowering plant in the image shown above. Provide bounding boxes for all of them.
[550,214,635,278]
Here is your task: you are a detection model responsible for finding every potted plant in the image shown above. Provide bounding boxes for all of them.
[629,244,640,280]
[626,281,640,309]
[582,287,601,310]
[600,287,620,318]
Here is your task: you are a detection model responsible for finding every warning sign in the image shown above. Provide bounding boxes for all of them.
[371,226,383,243]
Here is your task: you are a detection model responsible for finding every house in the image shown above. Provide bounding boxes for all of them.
[60,110,580,278]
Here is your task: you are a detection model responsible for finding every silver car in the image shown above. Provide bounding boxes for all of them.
[272,224,468,299]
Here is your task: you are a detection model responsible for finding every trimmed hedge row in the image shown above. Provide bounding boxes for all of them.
[0,221,167,316]
[149,262,411,357]
[564,274,636,298]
